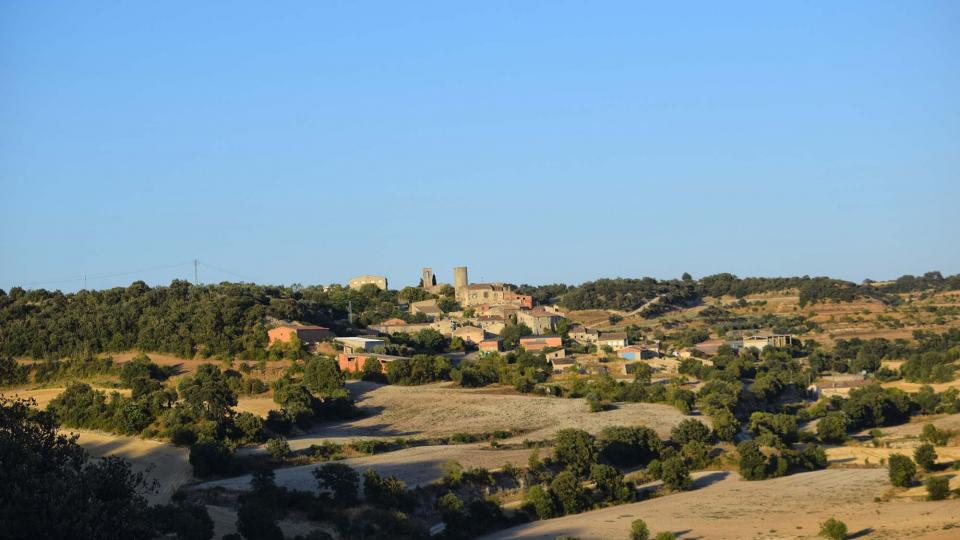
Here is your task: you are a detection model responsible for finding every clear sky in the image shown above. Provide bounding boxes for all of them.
[1,1,958,292]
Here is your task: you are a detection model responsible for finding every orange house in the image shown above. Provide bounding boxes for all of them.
[268,324,334,347]
[519,336,563,351]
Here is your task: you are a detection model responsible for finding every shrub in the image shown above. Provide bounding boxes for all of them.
[888,453,916,487]
[266,438,290,459]
[653,533,676,540]
[920,424,952,446]
[914,443,937,471]
[233,412,265,443]
[670,419,712,445]
[630,519,650,540]
[313,462,359,505]
[523,484,557,520]
[925,475,951,501]
[189,440,235,478]
[362,469,412,511]
[818,517,847,539]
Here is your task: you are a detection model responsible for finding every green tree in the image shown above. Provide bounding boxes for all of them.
[925,475,950,501]
[313,462,360,505]
[0,397,160,540]
[888,453,917,487]
[589,463,632,502]
[302,356,346,398]
[710,408,738,442]
[671,418,712,445]
[913,443,937,471]
[660,456,692,491]
[522,485,556,519]
[177,364,237,422]
[554,429,598,476]
[817,414,848,443]
[550,471,588,514]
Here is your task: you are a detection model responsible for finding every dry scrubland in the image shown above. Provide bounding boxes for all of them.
[481,468,960,540]
[568,289,960,347]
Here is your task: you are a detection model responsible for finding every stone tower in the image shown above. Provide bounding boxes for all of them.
[421,267,436,288]
[453,266,468,301]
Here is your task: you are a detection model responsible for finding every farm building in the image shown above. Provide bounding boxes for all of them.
[267,324,334,347]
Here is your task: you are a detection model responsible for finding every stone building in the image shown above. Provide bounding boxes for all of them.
[349,274,388,291]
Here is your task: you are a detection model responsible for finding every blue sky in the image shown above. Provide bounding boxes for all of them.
[1,1,958,291]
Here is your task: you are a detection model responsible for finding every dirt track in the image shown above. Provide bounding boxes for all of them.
[197,443,537,493]
[481,469,960,539]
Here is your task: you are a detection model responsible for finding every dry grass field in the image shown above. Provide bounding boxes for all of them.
[481,469,960,540]
[276,381,696,452]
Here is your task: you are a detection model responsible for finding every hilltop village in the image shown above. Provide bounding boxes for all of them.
[2,270,960,539]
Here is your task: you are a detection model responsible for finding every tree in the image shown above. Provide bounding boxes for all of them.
[818,517,848,539]
[914,443,937,471]
[737,440,769,481]
[266,438,290,459]
[236,498,282,540]
[710,409,738,442]
[920,423,952,445]
[177,364,237,422]
[671,418,712,445]
[554,429,598,476]
[589,463,631,502]
[550,471,588,514]
[888,453,916,487]
[522,485,556,519]
[660,456,692,491]
[0,397,160,540]
[361,357,387,383]
[303,356,346,398]
[925,475,950,501]
[817,414,848,443]
[189,440,235,477]
[598,426,661,468]
[630,519,650,540]
[313,462,360,505]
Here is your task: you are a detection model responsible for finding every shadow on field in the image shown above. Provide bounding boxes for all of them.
[691,471,729,489]
[847,528,874,539]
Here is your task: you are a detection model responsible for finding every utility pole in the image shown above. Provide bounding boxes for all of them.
[194,259,199,285]
[83,274,87,290]
[348,300,354,325]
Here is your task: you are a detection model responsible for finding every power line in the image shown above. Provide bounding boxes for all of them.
[197,261,258,282]
[18,261,194,288]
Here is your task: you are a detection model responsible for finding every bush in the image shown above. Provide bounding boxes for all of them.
[817,414,848,443]
[550,471,588,515]
[313,462,359,505]
[266,438,290,459]
[630,519,650,540]
[522,484,557,520]
[660,456,692,491]
[234,412,265,443]
[914,443,937,471]
[710,408,738,442]
[818,517,847,539]
[670,418,712,445]
[189,440,235,478]
[925,475,951,500]
[888,453,916,487]
[920,423,952,446]
[589,463,632,503]
[653,533,676,540]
